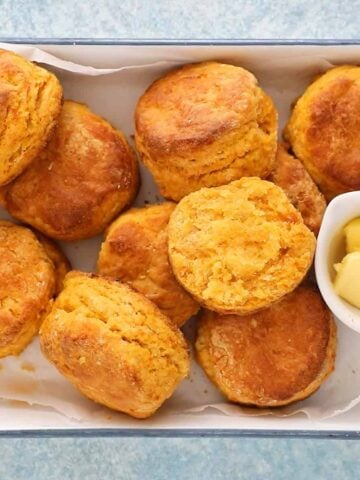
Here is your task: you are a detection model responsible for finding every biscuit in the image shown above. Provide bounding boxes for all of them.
[285,65,360,200]
[2,100,139,241]
[269,143,326,235]
[168,177,316,314]
[97,203,199,326]
[34,232,71,294]
[0,221,55,358]
[196,285,336,407]
[0,49,62,185]
[40,271,190,419]
[135,61,277,201]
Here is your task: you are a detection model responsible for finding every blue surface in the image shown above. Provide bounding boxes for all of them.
[0,437,360,480]
[2,0,360,478]
[1,0,360,39]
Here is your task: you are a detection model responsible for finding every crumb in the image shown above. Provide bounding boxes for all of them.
[21,362,35,373]
[3,379,37,395]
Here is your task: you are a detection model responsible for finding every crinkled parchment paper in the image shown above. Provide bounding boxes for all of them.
[1,42,360,425]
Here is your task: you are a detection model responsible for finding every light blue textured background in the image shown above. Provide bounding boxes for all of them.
[1,1,360,479]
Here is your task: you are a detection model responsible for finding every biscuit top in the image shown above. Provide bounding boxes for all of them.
[270,144,326,235]
[97,203,199,326]
[196,285,336,405]
[136,61,260,154]
[135,61,277,201]
[0,49,62,185]
[3,100,139,240]
[0,221,55,352]
[40,271,189,418]
[168,177,316,313]
[285,65,360,199]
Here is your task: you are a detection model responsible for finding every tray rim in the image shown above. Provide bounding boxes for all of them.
[1,428,360,439]
[1,37,359,439]
[1,38,360,45]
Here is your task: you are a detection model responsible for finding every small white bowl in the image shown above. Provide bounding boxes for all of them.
[316,191,360,334]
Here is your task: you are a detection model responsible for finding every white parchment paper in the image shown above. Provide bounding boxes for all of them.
[0,42,360,425]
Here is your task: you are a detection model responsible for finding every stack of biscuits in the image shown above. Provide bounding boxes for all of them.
[2,48,354,419]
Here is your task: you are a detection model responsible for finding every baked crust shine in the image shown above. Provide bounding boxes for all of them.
[285,65,360,199]
[196,285,336,407]
[2,100,139,240]
[135,61,277,201]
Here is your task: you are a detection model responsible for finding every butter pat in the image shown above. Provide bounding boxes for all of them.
[334,252,360,308]
[344,217,360,253]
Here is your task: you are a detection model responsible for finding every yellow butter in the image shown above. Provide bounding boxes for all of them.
[344,217,360,253]
[334,252,360,308]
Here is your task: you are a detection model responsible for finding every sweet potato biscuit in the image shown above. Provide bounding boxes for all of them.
[195,285,336,407]
[0,49,62,185]
[285,65,360,200]
[269,143,326,235]
[97,203,199,326]
[34,232,71,294]
[0,221,55,358]
[168,177,316,314]
[40,271,190,419]
[135,61,277,201]
[2,100,139,241]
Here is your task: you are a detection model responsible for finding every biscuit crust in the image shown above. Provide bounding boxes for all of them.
[285,66,360,199]
[0,221,55,358]
[269,143,326,235]
[97,203,199,326]
[3,101,139,241]
[196,285,336,407]
[0,49,62,185]
[135,61,277,201]
[34,232,71,295]
[40,271,190,419]
[168,178,316,314]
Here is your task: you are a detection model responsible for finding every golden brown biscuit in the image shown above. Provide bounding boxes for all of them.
[196,285,336,407]
[0,221,55,358]
[40,271,190,419]
[269,144,326,235]
[0,49,62,185]
[2,100,139,241]
[285,65,360,200]
[135,61,277,201]
[97,203,199,326]
[34,232,71,294]
[168,177,316,314]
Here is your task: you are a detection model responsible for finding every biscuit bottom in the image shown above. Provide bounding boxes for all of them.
[195,285,336,407]
[168,177,316,314]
